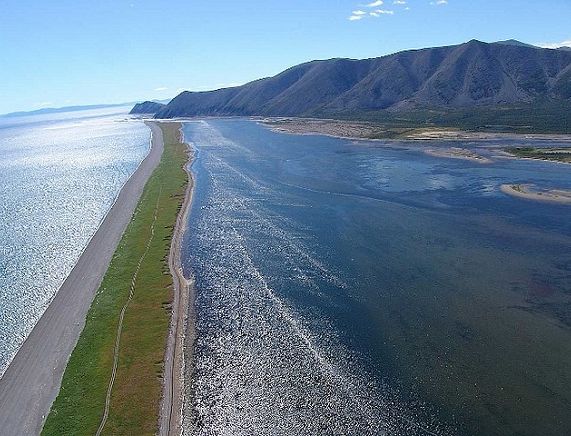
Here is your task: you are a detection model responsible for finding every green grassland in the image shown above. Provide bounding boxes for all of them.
[42,122,188,436]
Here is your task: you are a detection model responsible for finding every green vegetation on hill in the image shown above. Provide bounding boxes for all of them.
[42,123,188,436]
[152,40,571,135]
[330,102,571,135]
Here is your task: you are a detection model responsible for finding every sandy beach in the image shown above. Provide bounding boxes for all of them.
[0,121,164,436]
[158,123,195,436]
[501,184,571,204]
[424,147,492,163]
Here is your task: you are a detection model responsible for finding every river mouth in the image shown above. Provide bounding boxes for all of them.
[181,119,571,436]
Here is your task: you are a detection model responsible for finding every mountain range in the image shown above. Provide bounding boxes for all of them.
[133,40,571,131]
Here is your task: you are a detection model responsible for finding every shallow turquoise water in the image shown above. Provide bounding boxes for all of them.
[0,108,150,375]
[182,119,571,436]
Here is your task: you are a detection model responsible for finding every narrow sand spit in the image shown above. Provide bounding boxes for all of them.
[424,147,492,163]
[0,121,163,436]
[157,122,195,436]
[501,184,571,204]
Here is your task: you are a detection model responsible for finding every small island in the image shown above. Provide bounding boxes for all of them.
[424,147,492,163]
[505,147,571,163]
[262,118,500,141]
[501,184,571,204]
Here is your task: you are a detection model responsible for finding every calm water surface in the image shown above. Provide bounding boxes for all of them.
[0,108,149,374]
[182,119,571,436]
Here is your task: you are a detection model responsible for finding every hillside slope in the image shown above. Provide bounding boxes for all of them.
[152,40,571,130]
[130,101,166,115]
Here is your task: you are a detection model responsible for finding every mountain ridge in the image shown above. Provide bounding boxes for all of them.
[150,40,571,131]
[130,101,167,115]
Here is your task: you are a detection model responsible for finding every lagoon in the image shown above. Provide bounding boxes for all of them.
[181,119,571,436]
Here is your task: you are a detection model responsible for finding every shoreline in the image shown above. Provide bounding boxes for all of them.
[43,121,189,434]
[0,117,153,379]
[498,154,571,166]
[0,120,163,435]
[158,124,196,436]
[423,147,492,164]
[259,117,571,142]
[259,118,571,167]
[500,184,571,204]
[498,151,571,166]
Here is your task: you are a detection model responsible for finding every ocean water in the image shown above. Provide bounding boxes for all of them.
[181,119,571,436]
[0,107,150,375]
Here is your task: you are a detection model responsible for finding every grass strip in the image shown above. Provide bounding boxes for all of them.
[42,122,188,436]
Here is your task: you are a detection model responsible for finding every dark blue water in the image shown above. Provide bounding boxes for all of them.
[181,119,571,436]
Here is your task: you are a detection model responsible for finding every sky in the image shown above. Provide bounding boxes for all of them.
[1,0,570,114]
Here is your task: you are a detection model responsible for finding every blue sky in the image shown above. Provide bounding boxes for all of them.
[1,0,570,114]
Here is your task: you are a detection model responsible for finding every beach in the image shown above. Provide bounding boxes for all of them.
[0,121,163,435]
[158,125,195,436]
[501,183,571,204]
[423,147,492,163]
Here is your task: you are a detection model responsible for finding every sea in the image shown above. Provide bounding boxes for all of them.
[0,107,150,375]
[181,119,571,436]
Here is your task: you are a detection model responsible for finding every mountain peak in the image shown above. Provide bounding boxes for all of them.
[494,39,536,48]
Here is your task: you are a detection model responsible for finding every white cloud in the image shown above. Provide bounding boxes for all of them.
[349,1,400,21]
[536,39,571,49]
[431,0,448,4]
[349,10,367,20]
[154,86,168,91]
[372,9,394,15]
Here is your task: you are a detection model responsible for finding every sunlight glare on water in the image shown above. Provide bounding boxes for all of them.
[181,119,571,436]
[182,121,452,436]
[0,108,150,375]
